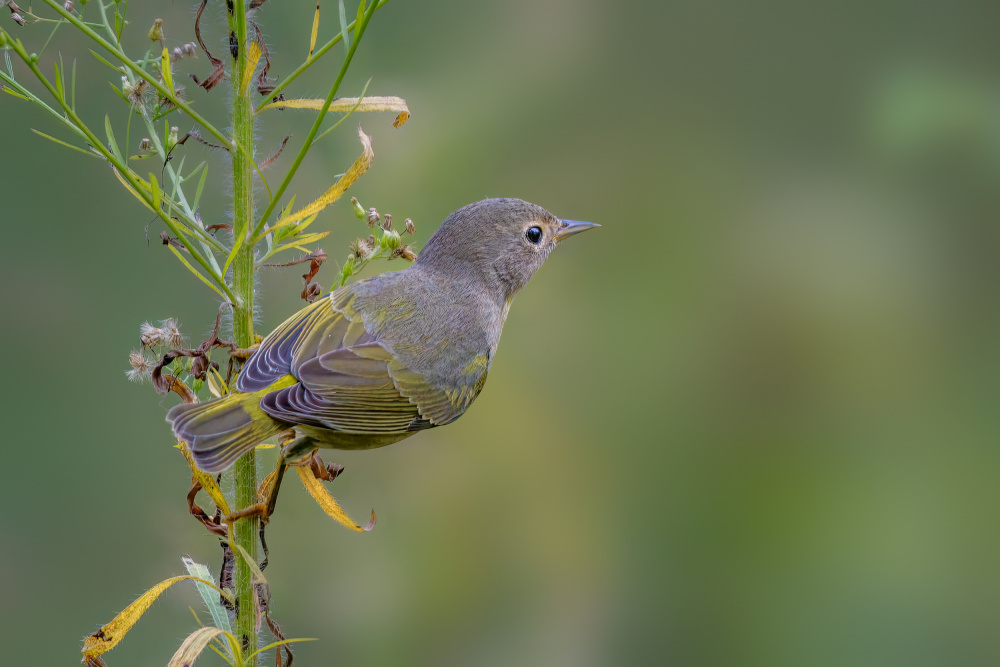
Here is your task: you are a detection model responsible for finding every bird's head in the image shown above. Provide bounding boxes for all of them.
[415,198,598,300]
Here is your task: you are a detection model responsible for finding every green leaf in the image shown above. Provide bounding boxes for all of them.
[180,555,233,636]
[167,245,227,299]
[160,47,174,95]
[104,114,122,161]
[355,0,366,41]
[149,172,161,212]
[31,129,101,158]
[89,48,123,74]
[194,162,210,210]
[338,0,351,57]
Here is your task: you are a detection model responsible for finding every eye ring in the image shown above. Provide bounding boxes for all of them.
[525,226,543,244]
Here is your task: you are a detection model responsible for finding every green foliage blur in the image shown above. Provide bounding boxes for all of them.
[3,0,1000,665]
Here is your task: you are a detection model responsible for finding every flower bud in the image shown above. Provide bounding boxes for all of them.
[382,229,402,250]
[351,196,365,219]
[381,213,393,232]
[148,18,164,42]
[404,218,415,235]
[167,126,179,150]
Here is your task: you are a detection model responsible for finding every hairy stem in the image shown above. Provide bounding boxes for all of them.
[229,1,259,664]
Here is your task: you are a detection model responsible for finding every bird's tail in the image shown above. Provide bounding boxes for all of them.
[167,381,292,472]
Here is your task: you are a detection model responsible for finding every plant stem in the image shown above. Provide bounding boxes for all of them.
[229,1,259,664]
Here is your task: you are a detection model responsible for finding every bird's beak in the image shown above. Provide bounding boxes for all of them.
[555,219,600,242]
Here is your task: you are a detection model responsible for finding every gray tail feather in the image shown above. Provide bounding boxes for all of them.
[167,395,286,473]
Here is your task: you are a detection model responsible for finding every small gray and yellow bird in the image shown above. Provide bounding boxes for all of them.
[168,198,597,480]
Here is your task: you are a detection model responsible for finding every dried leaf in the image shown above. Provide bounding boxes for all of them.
[82,577,231,661]
[260,96,410,127]
[252,23,275,96]
[260,135,290,169]
[296,463,375,532]
[271,127,373,230]
[191,0,225,91]
[167,626,232,667]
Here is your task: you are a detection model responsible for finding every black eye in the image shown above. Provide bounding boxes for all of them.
[525,226,543,244]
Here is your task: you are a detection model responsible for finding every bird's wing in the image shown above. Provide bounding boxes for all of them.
[236,288,481,433]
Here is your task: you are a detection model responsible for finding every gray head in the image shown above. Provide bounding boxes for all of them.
[415,198,598,299]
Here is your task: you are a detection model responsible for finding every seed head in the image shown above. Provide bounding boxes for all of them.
[62,0,74,12]
[139,321,166,347]
[139,137,152,152]
[404,218,415,235]
[183,42,197,57]
[171,46,184,61]
[126,349,156,383]
[366,207,380,228]
[381,213,393,232]
[160,317,184,349]
[391,244,418,262]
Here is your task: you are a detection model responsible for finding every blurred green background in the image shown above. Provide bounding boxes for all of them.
[3,0,1000,665]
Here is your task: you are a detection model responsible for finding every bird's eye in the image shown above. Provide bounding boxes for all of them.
[525,226,543,244]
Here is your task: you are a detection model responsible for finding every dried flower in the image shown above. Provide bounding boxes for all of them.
[139,321,166,347]
[391,244,418,262]
[160,317,184,349]
[126,349,156,383]
[381,213,393,232]
[351,196,365,219]
[404,218,415,235]
[10,11,25,25]
[171,46,184,61]
[138,137,152,152]
[62,0,74,12]
[184,42,198,57]
[366,207,380,228]
[148,18,164,42]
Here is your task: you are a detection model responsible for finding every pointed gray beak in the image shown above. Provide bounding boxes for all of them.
[555,219,600,242]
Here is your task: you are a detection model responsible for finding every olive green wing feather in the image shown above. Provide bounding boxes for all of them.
[238,288,483,433]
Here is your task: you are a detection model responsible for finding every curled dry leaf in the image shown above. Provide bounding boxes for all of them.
[191,0,225,91]
[259,96,411,127]
[295,463,375,532]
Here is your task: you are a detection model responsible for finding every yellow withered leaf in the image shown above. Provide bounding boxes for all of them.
[271,126,373,229]
[259,96,410,127]
[179,441,231,515]
[167,626,234,667]
[309,1,320,59]
[296,464,375,532]
[82,576,231,660]
[241,41,261,95]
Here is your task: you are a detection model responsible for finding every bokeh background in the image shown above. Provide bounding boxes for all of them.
[3,0,1000,664]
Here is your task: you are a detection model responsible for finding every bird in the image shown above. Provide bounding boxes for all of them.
[168,198,597,492]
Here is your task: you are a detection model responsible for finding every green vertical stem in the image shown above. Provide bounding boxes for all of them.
[229,0,259,664]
